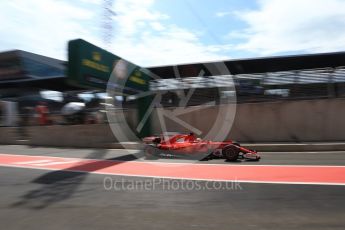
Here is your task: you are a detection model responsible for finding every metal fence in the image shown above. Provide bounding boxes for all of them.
[145,66,345,106]
[3,66,345,125]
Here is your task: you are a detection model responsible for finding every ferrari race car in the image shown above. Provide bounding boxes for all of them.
[143,133,260,161]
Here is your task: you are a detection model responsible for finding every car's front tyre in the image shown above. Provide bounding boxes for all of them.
[222,145,240,161]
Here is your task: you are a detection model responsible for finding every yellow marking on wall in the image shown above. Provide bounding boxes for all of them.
[129,76,146,85]
[82,59,110,73]
[92,52,101,62]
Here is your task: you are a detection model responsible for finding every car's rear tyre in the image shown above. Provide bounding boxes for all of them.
[145,151,158,160]
[223,145,239,161]
[144,146,159,160]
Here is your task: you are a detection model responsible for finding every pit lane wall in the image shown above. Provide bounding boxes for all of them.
[0,109,137,148]
[151,98,345,142]
[27,124,117,148]
[24,109,138,148]
[1,98,345,147]
[0,127,19,145]
[227,98,345,142]
[229,98,345,142]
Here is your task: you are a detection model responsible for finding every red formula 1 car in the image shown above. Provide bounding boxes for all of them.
[143,133,260,161]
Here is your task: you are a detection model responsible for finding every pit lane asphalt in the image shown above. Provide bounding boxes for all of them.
[2,145,345,165]
[1,145,345,230]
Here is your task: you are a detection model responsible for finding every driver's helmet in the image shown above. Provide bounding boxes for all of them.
[185,132,196,142]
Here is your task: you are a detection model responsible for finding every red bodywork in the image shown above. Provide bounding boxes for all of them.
[143,134,260,161]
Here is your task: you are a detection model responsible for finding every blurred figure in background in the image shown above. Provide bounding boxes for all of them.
[35,102,50,125]
[0,102,3,126]
[18,106,33,140]
[61,102,86,124]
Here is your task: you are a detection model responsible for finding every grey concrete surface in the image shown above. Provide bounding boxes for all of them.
[228,98,345,142]
[28,124,119,148]
[0,127,19,145]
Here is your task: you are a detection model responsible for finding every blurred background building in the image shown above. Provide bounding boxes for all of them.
[1,48,345,126]
[2,48,345,145]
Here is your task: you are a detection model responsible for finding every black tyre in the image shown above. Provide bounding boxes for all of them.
[145,153,158,160]
[144,146,159,160]
[222,145,240,161]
